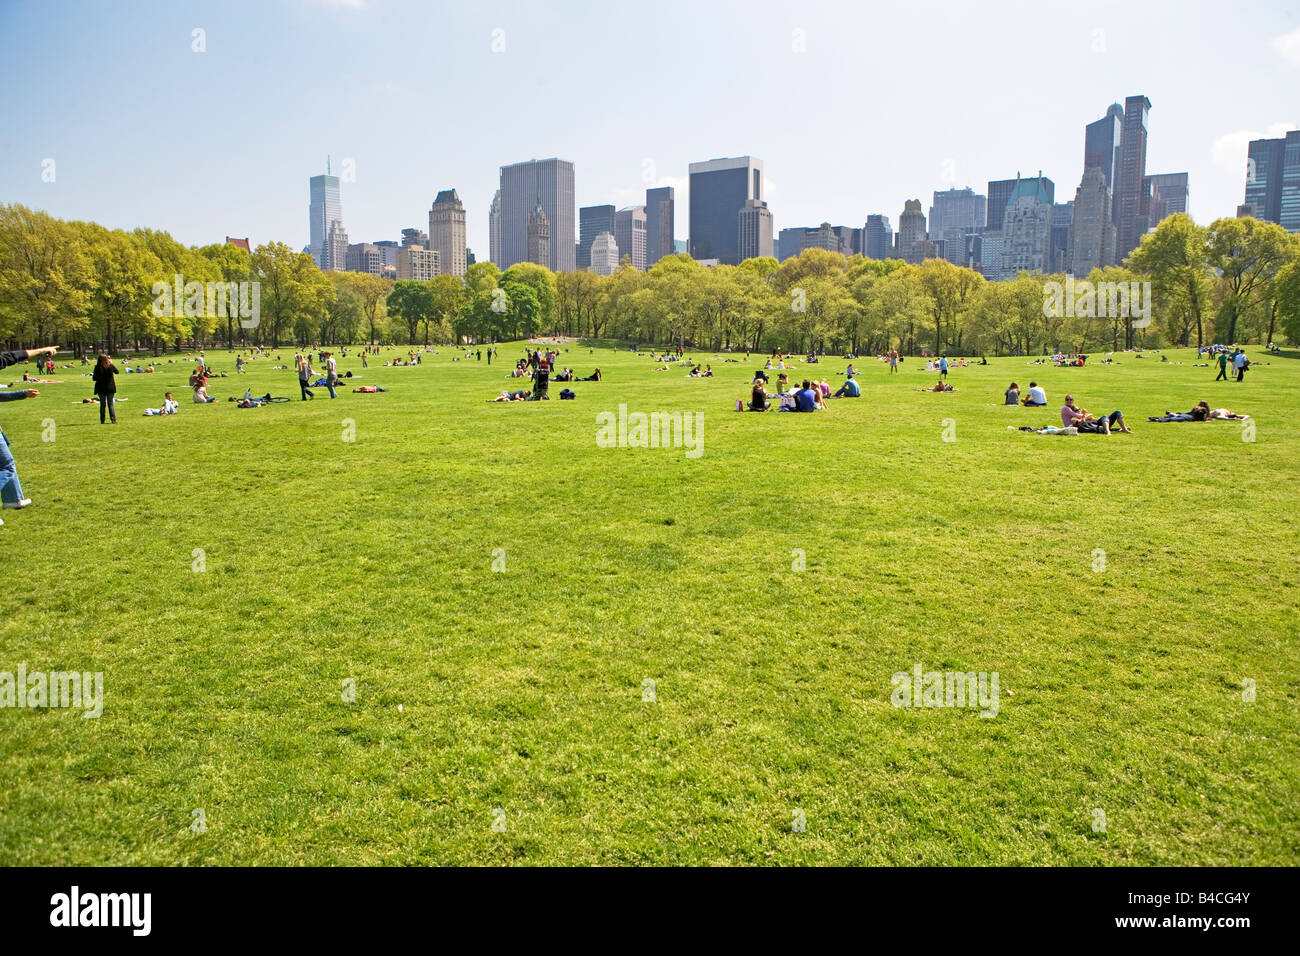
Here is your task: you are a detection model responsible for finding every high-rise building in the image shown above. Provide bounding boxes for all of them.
[1084,103,1125,222]
[428,189,467,278]
[1143,172,1189,226]
[688,156,764,265]
[978,235,1004,280]
[896,200,928,264]
[578,205,616,270]
[526,198,551,267]
[614,206,648,270]
[1051,202,1073,273]
[590,232,619,276]
[864,215,893,259]
[346,242,383,275]
[1244,135,1287,226]
[986,178,1018,233]
[645,186,675,267]
[778,223,857,260]
[488,190,503,266]
[397,247,440,281]
[1116,94,1152,261]
[401,228,427,249]
[929,187,986,237]
[737,199,774,261]
[374,240,399,270]
[308,173,342,269]
[325,221,349,272]
[497,159,575,271]
[1067,166,1116,276]
[1001,176,1054,276]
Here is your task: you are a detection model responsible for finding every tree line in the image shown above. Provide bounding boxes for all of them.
[2,203,1298,354]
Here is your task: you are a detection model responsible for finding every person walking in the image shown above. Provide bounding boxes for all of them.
[92,352,119,423]
[1215,350,1229,381]
[0,345,58,522]
[324,351,338,398]
[1233,349,1248,383]
[296,354,314,401]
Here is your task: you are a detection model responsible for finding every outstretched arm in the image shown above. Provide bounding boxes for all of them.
[0,345,57,373]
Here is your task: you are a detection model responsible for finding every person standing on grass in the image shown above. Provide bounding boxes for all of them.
[939,355,949,380]
[889,349,899,373]
[0,345,58,522]
[92,352,119,424]
[1233,349,1248,383]
[1215,350,1229,381]
[297,354,314,401]
[325,351,338,398]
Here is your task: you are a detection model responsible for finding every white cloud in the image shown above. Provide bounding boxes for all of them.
[1272,26,1300,65]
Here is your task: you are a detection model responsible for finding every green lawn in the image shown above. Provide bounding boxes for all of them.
[1,343,1296,865]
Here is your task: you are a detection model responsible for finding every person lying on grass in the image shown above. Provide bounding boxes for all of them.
[352,385,388,393]
[143,393,179,416]
[1149,402,1250,422]
[578,368,601,381]
[920,380,954,392]
[1061,395,1130,433]
[490,390,531,402]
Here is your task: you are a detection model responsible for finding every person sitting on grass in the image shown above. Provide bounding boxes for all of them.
[920,380,954,392]
[833,374,861,398]
[1004,382,1020,405]
[749,380,770,411]
[193,384,215,404]
[1062,394,1129,433]
[143,392,179,416]
[1021,382,1047,406]
[795,379,825,411]
[578,368,602,381]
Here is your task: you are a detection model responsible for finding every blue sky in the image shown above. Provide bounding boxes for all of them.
[1,0,1297,257]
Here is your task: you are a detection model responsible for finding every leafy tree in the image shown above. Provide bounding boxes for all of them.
[386,280,434,345]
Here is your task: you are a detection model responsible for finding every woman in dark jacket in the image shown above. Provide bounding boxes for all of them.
[91,352,119,423]
[0,345,58,520]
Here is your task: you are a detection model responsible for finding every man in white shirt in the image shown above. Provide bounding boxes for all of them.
[1022,382,1047,406]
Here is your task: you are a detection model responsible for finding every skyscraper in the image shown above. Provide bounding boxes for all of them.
[1244,131,1300,231]
[309,173,343,270]
[498,159,576,271]
[1084,103,1125,219]
[928,187,987,237]
[985,178,1019,233]
[864,215,893,260]
[590,232,619,276]
[688,156,765,265]
[325,220,349,272]
[1001,176,1054,277]
[1116,95,1152,261]
[578,205,616,270]
[614,206,648,270]
[488,190,502,266]
[896,200,928,264]
[428,189,467,278]
[526,198,551,267]
[1143,172,1190,226]
[1051,202,1073,273]
[737,199,774,261]
[645,186,675,267]
[1068,166,1116,276]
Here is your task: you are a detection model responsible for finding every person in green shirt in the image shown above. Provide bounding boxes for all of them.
[1215,351,1229,381]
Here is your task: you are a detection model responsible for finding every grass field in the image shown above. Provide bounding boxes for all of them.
[1,342,1297,866]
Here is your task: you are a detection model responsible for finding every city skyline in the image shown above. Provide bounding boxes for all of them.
[2,1,1298,259]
